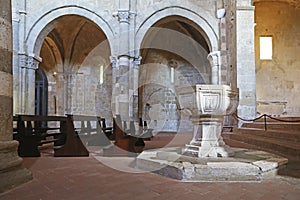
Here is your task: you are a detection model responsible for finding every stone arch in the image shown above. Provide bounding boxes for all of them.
[25,5,117,57]
[135,3,219,55]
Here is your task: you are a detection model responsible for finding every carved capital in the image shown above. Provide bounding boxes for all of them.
[19,54,40,70]
[113,10,136,23]
[133,56,142,68]
[110,56,118,68]
[207,51,221,67]
[26,56,39,70]
[115,10,130,23]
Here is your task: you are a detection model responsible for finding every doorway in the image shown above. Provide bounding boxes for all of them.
[35,68,48,116]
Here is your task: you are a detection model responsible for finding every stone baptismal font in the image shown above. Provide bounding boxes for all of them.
[176,84,238,158]
[136,51,287,181]
[136,84,288,181]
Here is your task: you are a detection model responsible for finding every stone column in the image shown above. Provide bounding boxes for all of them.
[20,55,39,114]
[131,56,141,120]
[64,73,73,114]
[236,0,256,125]
[113,1,136,121]
[207,51,221,85]
[0,0,32,192]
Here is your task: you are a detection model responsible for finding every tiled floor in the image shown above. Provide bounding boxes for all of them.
[1,133,300,200]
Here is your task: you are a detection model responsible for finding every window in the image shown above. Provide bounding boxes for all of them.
[260,36,272,60]
[170,67,174,83]
[99,65,104,84]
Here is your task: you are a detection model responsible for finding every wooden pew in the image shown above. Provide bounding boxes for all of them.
[13,115,89,157]
[99,118,114,140]
[138,118,154,140]
[71,115,112,146]
[113,115,145,153]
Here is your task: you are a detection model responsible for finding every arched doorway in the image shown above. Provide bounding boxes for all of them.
[38,15,111,117]
[139,16,211,132]
[35,68,48,116]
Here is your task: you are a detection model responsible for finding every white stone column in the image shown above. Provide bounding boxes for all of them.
[19,54,40,114]
[236,0,256,125]
[0,0,32,192]
[207,51,221,85]
[113,2,136,120]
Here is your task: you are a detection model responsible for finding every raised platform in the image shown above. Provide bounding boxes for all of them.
[136,147,288,182]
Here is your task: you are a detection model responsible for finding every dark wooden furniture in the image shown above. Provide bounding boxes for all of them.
[13,115,89,157]
[113,115,145,153]
[71,115,112,146]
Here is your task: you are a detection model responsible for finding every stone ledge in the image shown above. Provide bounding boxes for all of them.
[136,147,288,182]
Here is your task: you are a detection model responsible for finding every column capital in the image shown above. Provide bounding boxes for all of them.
[110,56,118,68]
[207,51,221,66]
[19,54,41,70]
[133,56,142,68]
[26,56,39,70]
[113,10,135,23]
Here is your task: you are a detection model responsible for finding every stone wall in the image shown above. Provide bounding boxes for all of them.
[236,0,256,124]
[12,0,263,132]
[139,46,210,132]
[255,1,300,117]
[0,0,32,193]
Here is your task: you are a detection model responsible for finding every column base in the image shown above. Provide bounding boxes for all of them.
[0,140,32,193]
[184,143,235,158]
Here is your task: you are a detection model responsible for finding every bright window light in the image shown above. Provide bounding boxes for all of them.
[170,67,174,83]
[99,65,104,84]
[260,36,272,60]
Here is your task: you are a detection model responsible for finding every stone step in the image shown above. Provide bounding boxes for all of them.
[232,127,300,143]
[223,132,300,159]
[242,122,300,131]
[254,117,300,123]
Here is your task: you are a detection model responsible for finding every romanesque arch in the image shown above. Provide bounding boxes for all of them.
[137,10,215,132]
[21,5,117,116]
[25,4,117,57]
[135,2,219,55]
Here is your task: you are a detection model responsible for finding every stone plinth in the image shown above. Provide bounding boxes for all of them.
[0,141,32,193]
[136,147,288,182]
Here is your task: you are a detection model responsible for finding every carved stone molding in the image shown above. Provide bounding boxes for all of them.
[19,54,39,70]
[26,56,39,70]
[110,56,118,68]
[133,56,142,69]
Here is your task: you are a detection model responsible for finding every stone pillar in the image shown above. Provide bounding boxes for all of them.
[12,0,39,115]
[207,51,221,85]
[20,55,39,114]
[217,0,237,88]
[236,0,256,125]
[64,73,73,114]
[113,1,136,121]
[0,0,32,192]
[131,56,141,120]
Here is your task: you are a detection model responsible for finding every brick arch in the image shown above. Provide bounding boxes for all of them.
[25,5,117,58]
[135,3,219,56]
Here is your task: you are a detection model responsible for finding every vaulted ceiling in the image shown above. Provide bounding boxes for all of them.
[254,0,300,8]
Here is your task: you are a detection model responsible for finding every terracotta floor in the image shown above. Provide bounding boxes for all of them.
[1,133,300,200]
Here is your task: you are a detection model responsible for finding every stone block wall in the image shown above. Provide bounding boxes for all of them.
[236,0,256,124]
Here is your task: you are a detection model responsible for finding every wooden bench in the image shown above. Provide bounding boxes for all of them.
[99,117,114,140]
[113,115,147,153]
[71,115,113,146]
[13,115,89,157]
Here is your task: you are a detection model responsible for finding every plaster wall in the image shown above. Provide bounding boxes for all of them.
[255,2,300,116]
